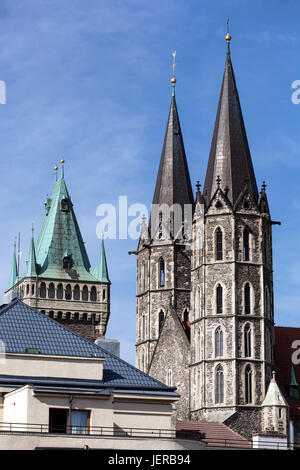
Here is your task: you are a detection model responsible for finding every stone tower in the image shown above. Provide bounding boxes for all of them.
[5,161,110,342]
[135,77,194,374]
[189,35,276,425]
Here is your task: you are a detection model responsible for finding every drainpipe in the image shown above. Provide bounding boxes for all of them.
[69,394,73,433]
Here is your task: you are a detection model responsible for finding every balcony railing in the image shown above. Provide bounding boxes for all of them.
[0,422,176,439]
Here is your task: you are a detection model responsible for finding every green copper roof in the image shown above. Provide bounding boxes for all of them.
[33,175,102,282]
[91,238,110,283]
[290,364,298,387]
[24,232,37,278]
[8,244,18,290]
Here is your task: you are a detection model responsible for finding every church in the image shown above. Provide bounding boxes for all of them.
[133,31,300,443]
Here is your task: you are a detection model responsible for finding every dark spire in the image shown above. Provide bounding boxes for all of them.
[151,89,194,213]
[203,32,259,206]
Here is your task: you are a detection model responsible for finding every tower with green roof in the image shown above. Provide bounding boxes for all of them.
[5,161,111,341]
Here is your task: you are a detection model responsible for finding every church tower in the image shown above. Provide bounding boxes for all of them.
[189,31,276,424]
[5,161,110,342]
[135,58,194,374]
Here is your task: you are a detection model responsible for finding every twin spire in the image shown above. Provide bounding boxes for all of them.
[152,21,259,218]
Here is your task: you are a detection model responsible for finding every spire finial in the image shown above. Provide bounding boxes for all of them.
[196,181,201,193]
[171,51,176,96]
[272,370,276,381]
[54,163,58,181]
[216,175,221,187]
[14,236,17,248]
[225,17,231,53]
[61,158,65,178]
[32,221,34,234]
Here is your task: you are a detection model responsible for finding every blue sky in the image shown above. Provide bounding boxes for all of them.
[0,0,299,364]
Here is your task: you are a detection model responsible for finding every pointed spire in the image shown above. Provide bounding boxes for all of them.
[151,58,194,230]
[61,159,65,179]
[262,371,288,407]
[203,29,259,206]
[8,238,18,289]
[94,237,110,283]
[25,225,37,278]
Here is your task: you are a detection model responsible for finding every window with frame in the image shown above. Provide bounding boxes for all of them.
[244,324,251,357]
[244,283,251,314]
[215,327,223,357]
[216,284,223,314]
[216,365,224,404]
[159,258,165,287]
[243,228,250,261]
[216,228,223,261]
[245,365,252,404]
[159,310,164,334]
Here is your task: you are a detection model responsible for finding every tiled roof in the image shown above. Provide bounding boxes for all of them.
[275,326,300,417]
[176,421,251,449]
[0,299,177,393]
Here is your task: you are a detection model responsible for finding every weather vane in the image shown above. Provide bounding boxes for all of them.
[172,51,176,81]
[225,17,232,52]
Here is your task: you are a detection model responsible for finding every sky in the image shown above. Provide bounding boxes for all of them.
[0,0,299,365]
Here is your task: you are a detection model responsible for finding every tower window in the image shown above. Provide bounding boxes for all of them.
[82,285,88,301]
[90,286,97,302]
[216,284,223,314]
[61,198,70,212]
[48,283,55,299]
[216,228,223,260]
[63,256,72,270]
[244,283,251,314]
[57,283,63,299]
[65,284,72,300]
[215,327,223,357]
[216,365,224,403]
[40,282,46,298]
[245,365,252,404]
[142,313,146,340]
[243,228,250,261]
[74,284,80,300]
[159,310,164,334]
[166,369,173,387]
[159,258,165,287]
[244,324,251,357]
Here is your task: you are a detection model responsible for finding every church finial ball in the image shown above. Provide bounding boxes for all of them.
[61,159,65,164]
[54,165,58,171]
[171,77,176,84]
[225,33,231,42]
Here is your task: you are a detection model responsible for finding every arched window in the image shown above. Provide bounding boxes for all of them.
[142,313,146,340]
[243,228,250,261]
[244,283,251,314]
[65,284,72,300]
[48,283,55,299]
[216,284,223,314]
[244,324,251,357]
[40,282,46,298]
[215,327,223,357]
[159,310,164,334]
[26,284,29,295]
[63,256,72,270]
[57,283,63,299]
[90,286,97,301]
[74,284,80,300]
[159,258,165,287]
[183,309,189,323]
[216,228,223,260]
[61,198,70,212]
[216,365,224,403]
[31,284,35,296]
[142,261,146,292]
[166,369,173,387]
[265,286,270,318]
[245,365,252,404]
[82,285,88,301]
[103,289,106,301]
